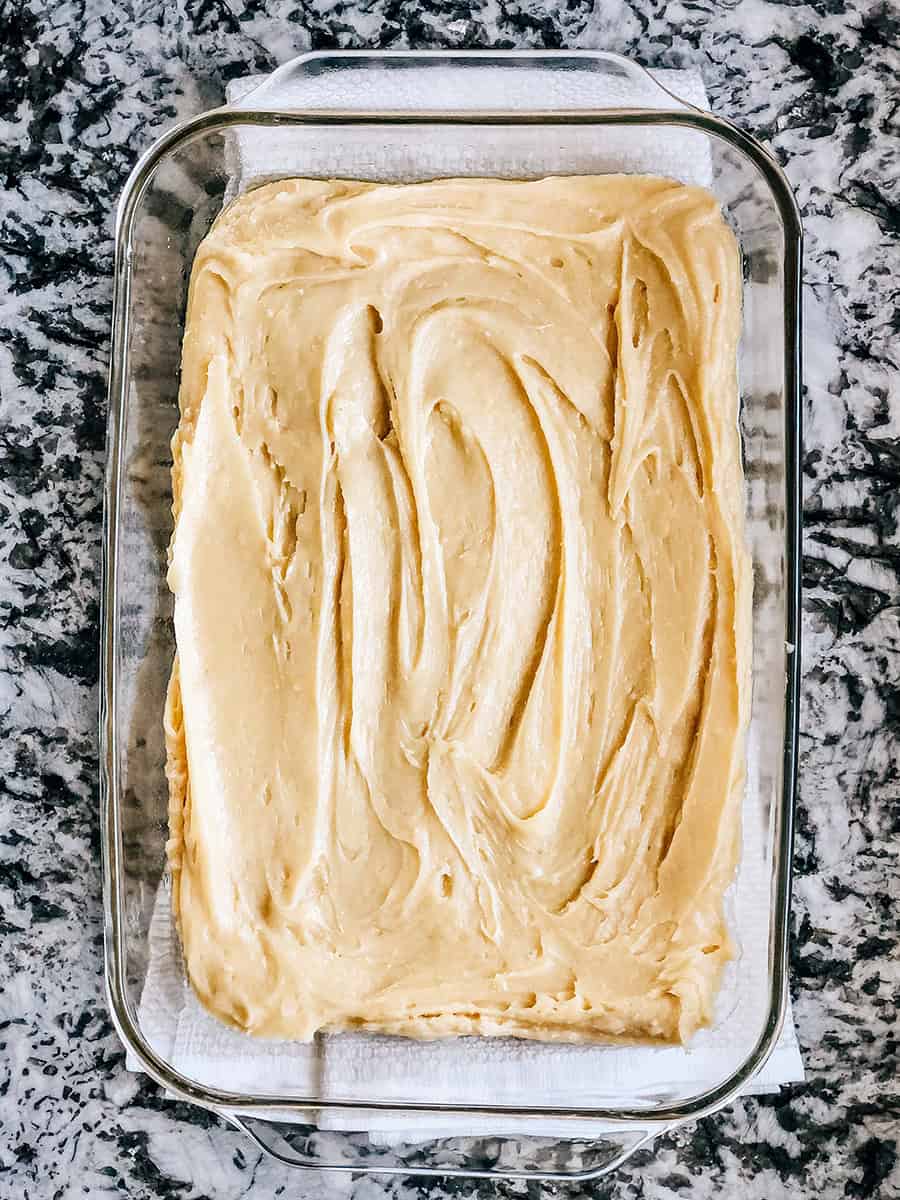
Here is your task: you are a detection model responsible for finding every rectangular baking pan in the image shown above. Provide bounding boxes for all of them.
[100,49,802,1181]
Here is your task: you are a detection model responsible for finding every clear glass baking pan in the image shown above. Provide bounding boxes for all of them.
[101,50,801,1181]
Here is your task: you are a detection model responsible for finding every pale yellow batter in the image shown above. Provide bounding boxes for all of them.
[165,175,751,1044]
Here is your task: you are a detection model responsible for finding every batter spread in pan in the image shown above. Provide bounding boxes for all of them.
[165,175,751,1043]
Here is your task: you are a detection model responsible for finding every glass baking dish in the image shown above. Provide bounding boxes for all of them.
[100,50,802,1181]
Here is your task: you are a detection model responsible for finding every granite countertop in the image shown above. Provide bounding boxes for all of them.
[1,1,897,1197]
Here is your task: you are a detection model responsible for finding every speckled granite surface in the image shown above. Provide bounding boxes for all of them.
[0,2,897,1197]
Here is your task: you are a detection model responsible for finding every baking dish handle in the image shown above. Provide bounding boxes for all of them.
[233,49,700,114]
[226,1112,667,1180]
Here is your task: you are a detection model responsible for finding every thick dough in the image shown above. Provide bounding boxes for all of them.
[165,176,751,1044]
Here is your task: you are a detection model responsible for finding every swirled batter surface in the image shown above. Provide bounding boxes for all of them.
[166,176,751,1044]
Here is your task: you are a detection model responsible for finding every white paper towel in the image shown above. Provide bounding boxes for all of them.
[129,58,803,1140]
[222,59,715,193]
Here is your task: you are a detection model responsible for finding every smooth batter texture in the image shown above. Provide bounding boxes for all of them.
[165,175,751,1044]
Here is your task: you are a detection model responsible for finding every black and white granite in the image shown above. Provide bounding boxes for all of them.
[0,1,897,1197]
